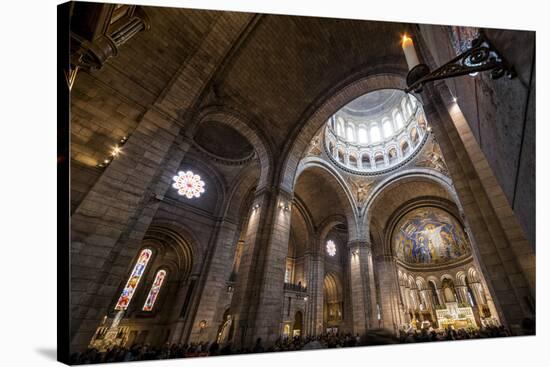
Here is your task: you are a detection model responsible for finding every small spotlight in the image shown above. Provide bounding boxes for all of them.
[303,297,308,301]
[111,145,121,156]
[452,96,457,103]
[104,159,110,164]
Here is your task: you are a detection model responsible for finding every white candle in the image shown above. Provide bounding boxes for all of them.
[402,35,420,70]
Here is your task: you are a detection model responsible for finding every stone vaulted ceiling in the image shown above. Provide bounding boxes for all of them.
[71,7,412,169]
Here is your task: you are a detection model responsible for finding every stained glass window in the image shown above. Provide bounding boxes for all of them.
[172,171,205,199]
[115,248,152,311]
[326,240,336,256]
[143,270,167,311]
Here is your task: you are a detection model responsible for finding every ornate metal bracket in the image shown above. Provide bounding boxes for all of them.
[405,31,516,93]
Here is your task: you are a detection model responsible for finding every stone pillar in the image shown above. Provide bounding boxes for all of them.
[229,188,293,349]
[456,285,469,305]
[346,240,377,334]
[471,282,487,306]
[170,274,200,343]
[375,255,404,332]
[423,83,535,332]
[347,241,367,335]
[420,290,432,310]
[304,250,323,336]
[186,219,240,342]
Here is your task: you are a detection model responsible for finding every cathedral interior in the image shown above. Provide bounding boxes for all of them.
[64,1,536,362]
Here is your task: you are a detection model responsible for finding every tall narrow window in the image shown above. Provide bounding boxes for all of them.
[395,111,404,129]
[370,125,381,143]
[143,270,167,311]
[383,119,393,138]
[346,125,355,142]
[358,127,367,144]
[337,117,345,137]
[115,248,152,310]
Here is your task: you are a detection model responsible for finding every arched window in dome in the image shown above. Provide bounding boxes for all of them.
[358,127,368,144]
[370,125,381,143]
[400,140,410,155]
[361,154,371,168]
[401,98,409,119]
[394,110,404,129]
[346,125,355,142]
[388,147,398,163]
[410,95,417,108]
[383,119,393,138]
[404,96,413,117]
[143,269,167,311]
[410,127,419,146]
[374,152,385,168]
[349,154,357,168]
[115,248,153,311]
[337,148,345,162]
[337,117,345,137]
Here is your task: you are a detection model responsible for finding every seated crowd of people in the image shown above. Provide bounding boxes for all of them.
[70,320,534,364]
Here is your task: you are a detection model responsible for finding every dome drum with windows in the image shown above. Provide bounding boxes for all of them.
[325,89,428,173]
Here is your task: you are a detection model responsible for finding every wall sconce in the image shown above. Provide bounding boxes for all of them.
[351,249,359,257]
[252,203,261,211]
[198,320,208,333]
[303,296,308,302]
[97,135,129,168]
[227,285,234,293]
[401,31,515,94]
[278,201,291,212]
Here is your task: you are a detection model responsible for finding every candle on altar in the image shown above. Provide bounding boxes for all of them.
[401,34,420,70]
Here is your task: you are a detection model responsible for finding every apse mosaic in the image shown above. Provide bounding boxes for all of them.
[393,207,470,265]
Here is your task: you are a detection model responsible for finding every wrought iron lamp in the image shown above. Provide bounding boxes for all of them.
[403,30,516,94]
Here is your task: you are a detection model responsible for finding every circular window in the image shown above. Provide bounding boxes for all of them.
[326,240,337,256]
[172,170,206,199]
[324,89,428,174]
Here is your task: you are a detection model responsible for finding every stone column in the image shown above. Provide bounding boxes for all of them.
[186,219,241,342]
[471,282,487,306]
[423,83,535,332]
[347,241,366,335]
[169,274,200,343]
[455,285,469,305]
[346,240,377,334]
[375,255,404,332]
[304,250,323,336]
[229,188,293,349]
[420,290,432,310]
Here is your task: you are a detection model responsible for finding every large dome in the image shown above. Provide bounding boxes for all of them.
[393,207,471,267]
[324,89,428,174]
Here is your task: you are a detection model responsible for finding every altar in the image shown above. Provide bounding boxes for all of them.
[435,302,477,330]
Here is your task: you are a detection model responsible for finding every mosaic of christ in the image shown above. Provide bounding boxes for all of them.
[393,207,471,265]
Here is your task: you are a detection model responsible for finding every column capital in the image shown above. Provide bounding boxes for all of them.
[347,239,372,250]
[254,185,294,202]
